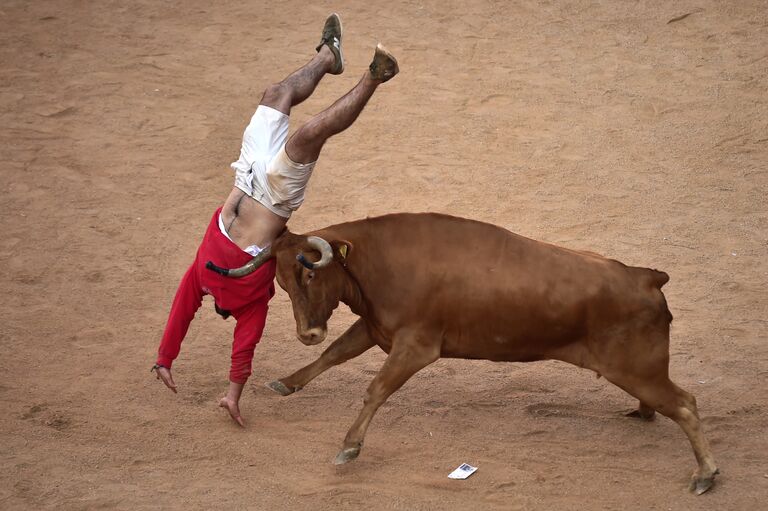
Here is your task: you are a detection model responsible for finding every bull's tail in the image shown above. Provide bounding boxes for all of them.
[631,267,670,289]
[649,269,670,289]
[637,267,673,323]
[628,266,673,323]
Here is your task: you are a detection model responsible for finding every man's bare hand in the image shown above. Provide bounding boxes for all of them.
[152,365,177,393]
[219,396,245,427]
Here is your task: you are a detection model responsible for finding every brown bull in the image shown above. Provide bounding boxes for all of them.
[206,212,718,494]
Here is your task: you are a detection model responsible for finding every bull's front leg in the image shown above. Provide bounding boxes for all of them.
[267,319,375,396]
[334,331,440,464]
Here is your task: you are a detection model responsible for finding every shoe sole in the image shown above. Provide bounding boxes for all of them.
[376,42,399,76]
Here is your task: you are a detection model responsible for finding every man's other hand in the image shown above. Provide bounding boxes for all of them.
[219,396,245,427]
[153,365,177,393]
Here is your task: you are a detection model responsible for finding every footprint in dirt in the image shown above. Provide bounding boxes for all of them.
[43,413,72,431]
[525,402,579,418]
[21,403,47,420]
[21,404,72,430]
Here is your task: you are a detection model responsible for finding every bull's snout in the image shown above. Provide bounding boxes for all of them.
[297,327,327,345]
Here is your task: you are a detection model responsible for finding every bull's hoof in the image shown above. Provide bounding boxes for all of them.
[333,445,361,465]
[625,408,656,421]
[689,468,719,495]
[265,380,295,396]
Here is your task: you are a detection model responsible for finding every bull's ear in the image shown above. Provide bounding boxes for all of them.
[331,240,353,261]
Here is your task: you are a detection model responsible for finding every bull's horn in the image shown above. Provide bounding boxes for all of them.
[296,236,333,270]
[206,246,273,278]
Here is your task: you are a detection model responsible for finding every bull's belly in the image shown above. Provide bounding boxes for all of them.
[369,298,590,361]
[439,338,559,362]
[437,321,583,362]
[426,288,593,361]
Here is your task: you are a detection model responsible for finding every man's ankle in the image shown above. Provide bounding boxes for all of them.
[318,45,335,69]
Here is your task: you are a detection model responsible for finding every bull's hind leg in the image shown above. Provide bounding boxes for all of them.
[334,333,440,464]
[551,343,657,420]
[604,372,718,494]
[626,402,656,420]
[267,319,375,396]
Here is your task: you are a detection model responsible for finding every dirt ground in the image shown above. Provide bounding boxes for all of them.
[1,0,767,509]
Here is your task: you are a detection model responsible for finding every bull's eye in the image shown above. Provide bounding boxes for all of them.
[307,271,315,281]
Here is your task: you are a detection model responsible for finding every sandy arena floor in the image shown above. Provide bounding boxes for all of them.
[1,1,767,509]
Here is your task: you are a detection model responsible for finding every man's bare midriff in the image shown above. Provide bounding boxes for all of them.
[221,187,288,250]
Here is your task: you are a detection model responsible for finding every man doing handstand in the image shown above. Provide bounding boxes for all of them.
[152,13,399,426]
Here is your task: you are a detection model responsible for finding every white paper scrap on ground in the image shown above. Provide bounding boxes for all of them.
[448,463,478,479]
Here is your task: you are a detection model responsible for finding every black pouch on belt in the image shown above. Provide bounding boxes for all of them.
[214,302,231,319]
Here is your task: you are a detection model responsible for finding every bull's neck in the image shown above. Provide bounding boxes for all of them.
[339,261,372,318]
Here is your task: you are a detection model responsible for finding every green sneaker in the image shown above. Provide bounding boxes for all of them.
[316,13,344,75]
[369,43,399,82]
